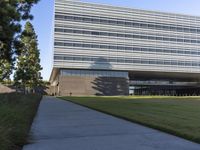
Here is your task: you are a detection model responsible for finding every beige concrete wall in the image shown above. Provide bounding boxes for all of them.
[58,76,129,96]
[45,86,59,96]
[0,84,15,93]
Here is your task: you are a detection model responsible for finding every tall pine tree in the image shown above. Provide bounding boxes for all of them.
[14,21,42,93]
[0,0,39,81]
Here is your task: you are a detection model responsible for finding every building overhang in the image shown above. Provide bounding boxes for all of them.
[49,68,60,86]
[129,70,200,82]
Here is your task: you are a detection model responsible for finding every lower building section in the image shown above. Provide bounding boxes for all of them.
[58,76,129,96]
[129,72,200,96]
[50,68,200,96]
[50,69,129,96]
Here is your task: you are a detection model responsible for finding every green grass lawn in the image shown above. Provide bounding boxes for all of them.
[61,96,200,143]
[0,93,42,150]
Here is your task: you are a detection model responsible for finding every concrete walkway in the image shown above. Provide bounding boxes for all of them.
[23,96,200,150]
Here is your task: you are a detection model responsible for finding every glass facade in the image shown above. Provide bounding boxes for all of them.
[53,0,200,74]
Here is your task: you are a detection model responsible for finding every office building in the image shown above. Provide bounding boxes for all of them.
[50,0,200,96]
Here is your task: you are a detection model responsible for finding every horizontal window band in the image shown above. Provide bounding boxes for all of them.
[54,55,200,67]
[55,13,200,34]
[60,69,128,78]
[54,41,200,56]
[54,28,200,44]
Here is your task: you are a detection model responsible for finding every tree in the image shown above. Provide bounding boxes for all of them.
[14,21,42,93]
[0,0,39,81]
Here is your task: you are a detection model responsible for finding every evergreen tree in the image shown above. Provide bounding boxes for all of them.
[14,22,42,93]
[0,0,39,81]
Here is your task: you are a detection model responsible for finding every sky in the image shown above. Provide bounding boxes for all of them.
[29,0,200,80]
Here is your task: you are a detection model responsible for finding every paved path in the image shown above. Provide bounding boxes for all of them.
[23,96,200,150]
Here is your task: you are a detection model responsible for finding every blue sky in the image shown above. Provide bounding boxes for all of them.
[30,0,200,80]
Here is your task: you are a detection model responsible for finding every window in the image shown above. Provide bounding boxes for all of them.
[64,16,73,20]
[156,49,162,53]
[134,48,141,51]
[141,60,149,64]
[82,31,91,34]
[100,19,108,24]
[64,29,73,33]
[170,38,176,42]
[55,15,64,19]
[170,26,176,31]
[184,39,190,43]
[148,24,155,28]
[192,62,198,66]
[178,62,185,66]
[117,20,125,25]
[149,36,156,40]
[125,22,132,26]
[191,51,198,55]
[185,62,191,66]
[91,32,99,35]
[185,51,191,54]
[54,56,62,60]
[82,57,91,61]
[156,37,162,40]
[133,35,140,39]
[73,30,82,34]
[109,20,117,24]
[162,49,169,53]
[54,42,64,46]
[82,44,90,48]
[125,47,132,50]
[117,58,125,63]
[74,16,81,21]
[82,18,91,22]
[101,32,108,36]
[125,59,132,63]
[184,28,190,32]
[117,33,125,37]
[171,61,177,65]
[125,34,133,38]
[73,43,82,47]
[109,33,117,36]
[100,45,109,49]
[109,45,117,49]
[109,58,117,63]
[133,59,140,63]
[177,27,183,32]
[191,29,197,33]
[140,24,148,28]
[91,18,100,22]
[163,26,170,30]
[164,60,171,65]
[55,28,64,32]
[91,44,99,48]
[64,57,73,60]
[177,39,183,42]
[133,23,140,27]
[191,40,196,43]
